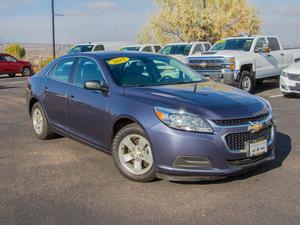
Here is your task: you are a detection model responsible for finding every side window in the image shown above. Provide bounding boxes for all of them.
[4,55,17,62]
[204,43,211,51]
[192,44,204,54]
[49,58,75,83]
[255,38,266,50]
[142,46,153,52]
[0,55,4,61]
[154,45,161,52]
[94,45,104,51]
[267,38,280,51]
[73,58,105,87]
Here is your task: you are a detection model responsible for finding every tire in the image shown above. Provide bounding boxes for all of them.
[31,102,53,140]
[283,92,293,98]
[238,70,254,93]
[8,74,16,77]
[112,123,156,182]
[22,67,31,76]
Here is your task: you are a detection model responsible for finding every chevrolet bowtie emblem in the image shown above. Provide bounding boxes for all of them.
[199,62,207,68]
[248,122,263,133]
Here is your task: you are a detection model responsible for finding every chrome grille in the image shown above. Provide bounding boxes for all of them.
[213,113,270,126]
[288,73,300,81]
[225,126,272,151]
[188,58,225,72]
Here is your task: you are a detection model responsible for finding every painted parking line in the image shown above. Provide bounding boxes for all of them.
[3,81,26,85]
[269,94,283,98]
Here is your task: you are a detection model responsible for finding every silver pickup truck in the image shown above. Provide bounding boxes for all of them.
[187,35,300,92]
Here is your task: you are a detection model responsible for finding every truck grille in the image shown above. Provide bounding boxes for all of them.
[213,113,270,126]
[288,73,300,81]
[188,58,224,72]
[225,126,272,151]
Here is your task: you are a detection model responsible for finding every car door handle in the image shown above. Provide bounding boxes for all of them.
[43,86,48,92]
[280,53,285,56]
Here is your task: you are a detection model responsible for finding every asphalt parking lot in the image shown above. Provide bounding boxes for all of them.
[0,75,299,225]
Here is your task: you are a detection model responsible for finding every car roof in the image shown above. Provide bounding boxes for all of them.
[65,51,162,59]
[121,44,160,48]
[164,41,209,46]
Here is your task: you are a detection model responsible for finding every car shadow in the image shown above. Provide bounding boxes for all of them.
[173,131,292,185]
[253,78,280,94]
[0,85,18,90]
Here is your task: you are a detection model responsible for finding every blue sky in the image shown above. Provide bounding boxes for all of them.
[0,0,299,46]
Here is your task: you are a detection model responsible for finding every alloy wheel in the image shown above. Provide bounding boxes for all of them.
[32,108,44,135]
[118,134,153,175]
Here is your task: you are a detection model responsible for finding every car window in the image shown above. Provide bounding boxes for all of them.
[204,43,211,51]
[192,44,204,54]
[73,58,105,87]
[159,45,192,55]
[154,45,161,52]
[4,55,17,62]
[49,58,75,83]
[0,55,5,61]
[69,45,94,53]
[142,46,153,52]
[94,45,105,51]
[267,38,280,51]
[255,38,266,49]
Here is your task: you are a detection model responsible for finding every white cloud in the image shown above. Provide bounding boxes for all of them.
[85,1,118,10]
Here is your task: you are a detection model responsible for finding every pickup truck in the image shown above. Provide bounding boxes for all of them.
[187,35,300,92]
[159,41,212,63]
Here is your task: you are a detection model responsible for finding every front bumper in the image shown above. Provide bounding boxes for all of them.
[197,70,239,86]
[147,116,276,181]
[280,75,300,94]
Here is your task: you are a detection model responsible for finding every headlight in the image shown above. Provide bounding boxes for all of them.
[281,71,288,77]
[154,107,213,133]
[224,57,235,70]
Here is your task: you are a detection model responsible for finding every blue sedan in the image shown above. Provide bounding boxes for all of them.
[26,51,276,182]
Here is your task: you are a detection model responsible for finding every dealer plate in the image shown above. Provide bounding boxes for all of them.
[248,140,268,157]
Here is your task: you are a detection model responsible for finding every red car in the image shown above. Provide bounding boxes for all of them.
[0,53,33,77]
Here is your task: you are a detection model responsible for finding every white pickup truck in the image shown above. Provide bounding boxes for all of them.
[187,35,300,92]
[159,42,212,63]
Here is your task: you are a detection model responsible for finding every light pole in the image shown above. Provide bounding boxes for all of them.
[51,0,63,59]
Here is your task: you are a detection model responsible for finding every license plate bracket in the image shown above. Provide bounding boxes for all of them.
[246,139,268,157]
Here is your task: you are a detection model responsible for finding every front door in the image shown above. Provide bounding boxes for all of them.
[41,58,76,130]
[67,57,108,148]
[3,55,18,74]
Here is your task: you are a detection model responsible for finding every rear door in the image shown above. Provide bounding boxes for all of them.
[41,57,76,130]
[267,37,284,74]
[66,57,108,147]
[254,37,274,78]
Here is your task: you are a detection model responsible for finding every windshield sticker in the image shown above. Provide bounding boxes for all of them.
[216,40,225,44]
[107,57,129,65]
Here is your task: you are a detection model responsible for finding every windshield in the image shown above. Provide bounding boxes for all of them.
[210,39,254,51]
[69,45,94,53]
[159,44,192,56]
[120,46,141,51]
[104,55,204,87]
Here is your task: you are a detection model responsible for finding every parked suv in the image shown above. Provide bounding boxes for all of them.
[280,62,300,96]
[0,53,33,77]
[26,52,275,182]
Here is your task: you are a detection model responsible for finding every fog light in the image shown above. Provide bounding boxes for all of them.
[172,156,212,169]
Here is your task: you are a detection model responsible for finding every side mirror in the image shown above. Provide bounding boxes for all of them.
[84,80,108,93]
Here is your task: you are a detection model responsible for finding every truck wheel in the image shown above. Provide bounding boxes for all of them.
[238,71,254,93]
[22,67,31,76]
[8,74,16,77]
[112,123,156,182]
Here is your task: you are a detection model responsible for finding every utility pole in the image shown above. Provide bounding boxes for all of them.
[51,0,56,59]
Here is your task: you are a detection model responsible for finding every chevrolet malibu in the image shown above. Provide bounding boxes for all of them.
[26,52,276,182]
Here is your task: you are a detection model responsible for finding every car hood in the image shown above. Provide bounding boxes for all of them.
[283,62,300,74]
[200,50,248,58]
[124,81,269,120]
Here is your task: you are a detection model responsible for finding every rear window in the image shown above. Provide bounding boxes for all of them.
[69,45,94,53]
[267,38,280,51]
[120,46,141,51]
[159,45,192,56]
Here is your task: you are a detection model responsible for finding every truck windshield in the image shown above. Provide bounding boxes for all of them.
[120,46,141,51]
[69,45,94,53]
[159,45,192,56]
[104,55,204,87]
[210,39,254,51]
